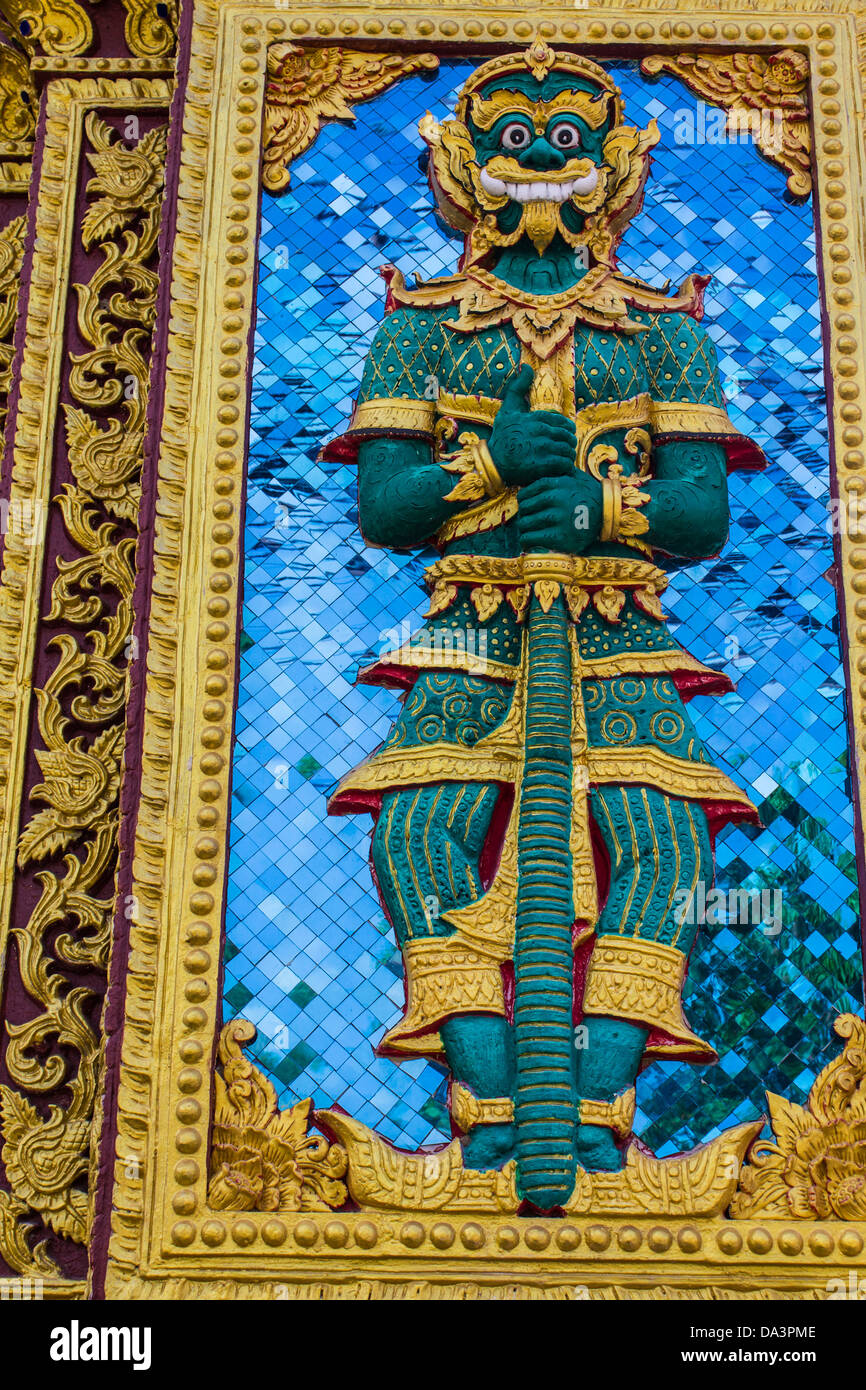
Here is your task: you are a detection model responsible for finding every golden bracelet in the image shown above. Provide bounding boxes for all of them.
[451,1083,515,1129]
[468,435,506,498]
[578,1088,636,1138]
[600,474,623,542]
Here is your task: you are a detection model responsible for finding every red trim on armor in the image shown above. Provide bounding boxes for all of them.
[328,788,382,817]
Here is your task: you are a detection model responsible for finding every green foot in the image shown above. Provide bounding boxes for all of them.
[574,1124,624,1172]
[461,1122,516,1170]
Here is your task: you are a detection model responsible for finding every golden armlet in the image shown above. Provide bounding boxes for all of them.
[451,1084,515,1129]
[468,434,505,498]
[578,1088,636,1138]
[600,475,622,542]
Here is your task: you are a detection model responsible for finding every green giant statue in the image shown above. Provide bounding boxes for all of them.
[325,40,764,1212]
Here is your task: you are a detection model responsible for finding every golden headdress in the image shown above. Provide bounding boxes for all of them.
[419,39,659,264]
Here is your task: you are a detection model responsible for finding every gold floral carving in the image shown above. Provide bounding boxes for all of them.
[0,213,25,439]
[122,0,178,59]
[641,50,812,199]
[263,43,439,193]
[209,1021,347,1212]
[0,110,166,1258]
[2,0,93,56]
[732,1014,866,1221]
[0,1187,59,1277]
[0,43,37,146]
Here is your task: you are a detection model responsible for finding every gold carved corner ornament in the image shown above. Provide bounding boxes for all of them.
[2,0,93,56]
[0,106,167,1265]
[641,49,811,199]
[263,43,439,194]
[209,1020,348,1212]
[732,1013,866,1221]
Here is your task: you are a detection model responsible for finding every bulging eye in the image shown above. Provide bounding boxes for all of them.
[549,121,582,151]
[500,121,531,151]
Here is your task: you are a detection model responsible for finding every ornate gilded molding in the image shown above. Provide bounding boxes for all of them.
[0,106,166,1256]
[733,1014,866,1221]
[641,50,812,199]
[93,1276,834,1300]
[122,0,178,60]
[0,77,169,1283]
[2,0,93,56]
[263,43,439,193]
[209,1021,347,1212]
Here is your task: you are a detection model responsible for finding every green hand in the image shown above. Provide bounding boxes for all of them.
[489,363,576,487]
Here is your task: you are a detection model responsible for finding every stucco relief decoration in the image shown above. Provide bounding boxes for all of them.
[263,43,440,193]
[0,107,166,1273]
[640,49,811,197]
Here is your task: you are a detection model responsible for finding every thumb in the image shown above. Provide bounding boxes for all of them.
[500,363,534,414]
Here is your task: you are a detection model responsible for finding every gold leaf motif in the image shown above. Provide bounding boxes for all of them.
[565,584,590,621]
[641,50,811,199]
[470,583,504,623]
[263,44,439,194]
[618,504,650,538]
[425,579,458,618]
[441,446,486,503]
[80,115,167,250]
[209,1021,348,1213]
[506,584,531,622]
[732,1014,866,1221]
[533,578,560,613]
[592,585,626,623]
[633,584,665,621]
[63,407,142,522]
[18,723,123,867]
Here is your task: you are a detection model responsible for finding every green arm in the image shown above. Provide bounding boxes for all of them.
[642,439,729,558]
[357,436,459,548]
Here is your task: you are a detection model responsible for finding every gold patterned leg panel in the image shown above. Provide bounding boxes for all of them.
[378,937,507,1057]
[582,935,717,1063]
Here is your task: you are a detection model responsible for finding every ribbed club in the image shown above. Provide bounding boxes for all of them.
[514,591,577,1209]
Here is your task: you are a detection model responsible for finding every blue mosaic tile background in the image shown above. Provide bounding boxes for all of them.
[224,59,864,1155]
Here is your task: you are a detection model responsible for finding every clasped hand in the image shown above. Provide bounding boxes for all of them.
[487,364,602,554]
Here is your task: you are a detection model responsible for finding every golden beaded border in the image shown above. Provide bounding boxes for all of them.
[104,0,866,1297]
[29,56,176,73]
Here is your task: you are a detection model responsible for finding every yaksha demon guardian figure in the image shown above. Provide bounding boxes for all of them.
[326,42,764,1211]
